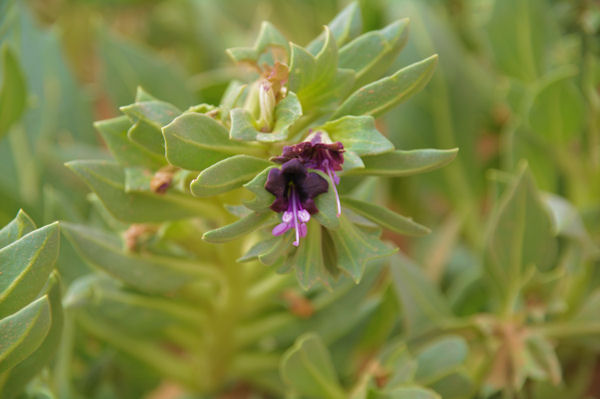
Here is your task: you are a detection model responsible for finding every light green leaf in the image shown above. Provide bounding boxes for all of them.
[306,2,362,54]
[330,214,396,283]
[0,296,51,374]
[203,212,276,244]
[320,115,394,156]
[226,21,289,64]
[485,165,557,291]
[163,112,260,171]
[414,336,468,384]
[341,197,430,236]
[62,223,217,294]
[0,223,59,318]
[390,253,454,337]
[121,100,181,155]
[280,333,346,399]
[339,19,410,88]
[243,166,277,211]
[427,372,472,399]
[0,44,27,139]
[127,120,165,155]
[291,220,332,290]
[237,236,281,263]
[332,55,438,118]
[367,387,441,399]
[66,160,220,223]
[313,171,341,231]
[523,334,561,385]
[191,155,272,197]
[94,116,165,170]
[348,149,458,177]
[0,272,63,399]
[0,209,36,249]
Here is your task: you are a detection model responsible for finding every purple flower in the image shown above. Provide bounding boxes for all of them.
[265,159,328,246]
[272,132,344,216]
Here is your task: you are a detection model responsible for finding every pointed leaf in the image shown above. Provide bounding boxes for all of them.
[243,166,277,211]
[307,2,362,54]
[414,336,468,384]
[280,333,346,399]
[348,149,458,177]
[191,155,272,197]
[0,296,51,374]
[66,160,219,223]
[226,21,289,64]
[341,197,429,236]
[0,223,59,318]
[333,55,438,118]
[0,209,36,249]
[202,212,276,244]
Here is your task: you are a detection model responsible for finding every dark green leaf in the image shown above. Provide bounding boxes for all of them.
[333,55,438,118]
[0,44,27,139]
[0,296,51,374]
[348,149,458,177]
[0,223,59,318]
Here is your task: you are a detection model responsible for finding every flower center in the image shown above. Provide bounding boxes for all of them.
[271,185,311,246]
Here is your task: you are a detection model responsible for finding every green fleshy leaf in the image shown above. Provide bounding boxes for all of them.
[237,236,281,263]
[62,223,217,294]
[190,155,272,197]
[348,149,458,177]
[390,253,454,337]
[313,171,341,230]
[343,150,366,172]
[306,2,362,54]
[280,333,346,399]
[163,112,261,171]
[523,334,561,386]
[320,115,394,156]
[226,21,289,64]
[219,80,247,121]
[292,220,332,290]
[485,164,557,292]
[134,86,158,102]
[0,272,63,399]
[341,197,430,236]
[0,223,59,318]
[367,387,441,399]
[127,120,165,155]
[230,92,303,142]
[414,336,468,384]
[94,116,165,170]
[339,19,410,88]
[259,232,294,266]
[203,212,277,244]
[0,296,51,374]
[0,209,36,249]
[243,166,277,211]
[289,27,354,110]
[66,160,220,223]
[329,214,396,283]
[0,44,27,139]
[333,55,438,118]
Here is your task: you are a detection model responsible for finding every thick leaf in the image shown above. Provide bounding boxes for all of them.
[367,387,440,399]
[203,212,276,243]
[121,100,181,155]
[191,155,272,197]
[66,160,219,223]
[306,2,362,54]
[280,333,346,399]
[414,336,468,384]
[237,236,281,263]
[0,296,51,374]
[348,149,458,177]
[226,21,289,64]
[230,92,303,142]
[0,272,63,399]
[127,120,165,155]
[321,116,394,156]
[332,55,438,118]
[390,253,454,337]
[485,165,557,291]
[94,116,165,169]
[0,209,36,249]
[341,197,429,236]
[62,223,216,294]
[523,334,561,385]
[0,44,27,139]
[163,112,260,171]
[313,175,341,231]
[243,166,277,211]
[339,19,410,88]
[427,372,472,399]
[0,223,59,318]
[330,214,396,283]
[292,220,332,290]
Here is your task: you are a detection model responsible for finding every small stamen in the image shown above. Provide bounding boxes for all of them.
[291,187,300,246]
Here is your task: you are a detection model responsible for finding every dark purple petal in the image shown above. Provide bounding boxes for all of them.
[270,197,288,212]
[264,168,287,198]
[302,198,319,214]
[281,159,308,181]
[300,172,328,202]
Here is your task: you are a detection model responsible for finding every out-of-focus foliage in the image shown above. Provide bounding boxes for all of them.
[0,0,599,398]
